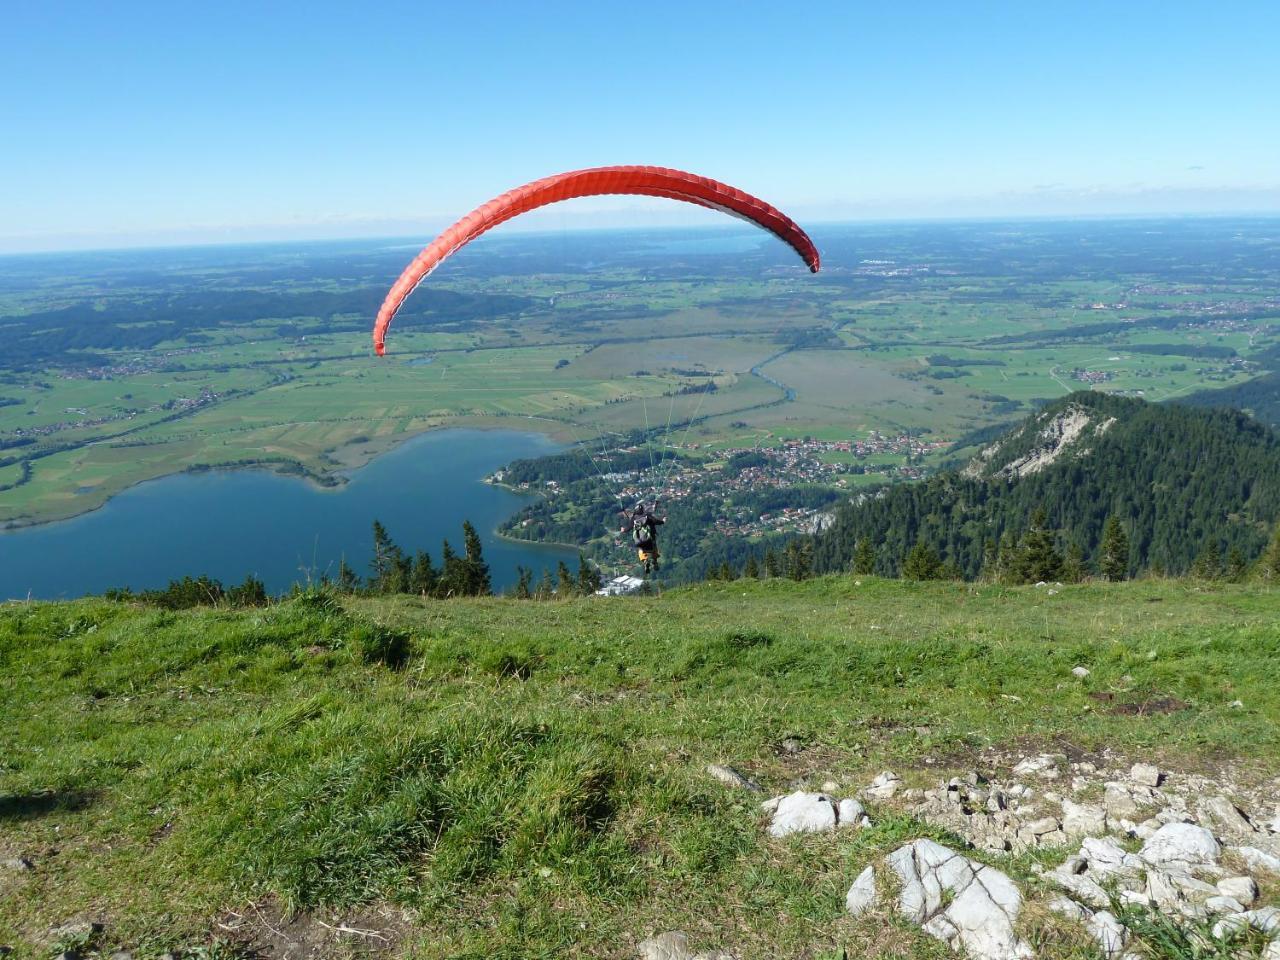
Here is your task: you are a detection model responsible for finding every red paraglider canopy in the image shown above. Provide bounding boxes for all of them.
[373,165,820,355]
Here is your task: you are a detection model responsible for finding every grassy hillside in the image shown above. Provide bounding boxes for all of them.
[2,579,1278,958]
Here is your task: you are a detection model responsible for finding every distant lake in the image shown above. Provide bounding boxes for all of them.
[0,429,577,601]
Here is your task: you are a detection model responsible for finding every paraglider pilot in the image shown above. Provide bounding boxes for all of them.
[623,502,665,575]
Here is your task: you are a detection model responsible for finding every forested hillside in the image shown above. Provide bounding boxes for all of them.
[811,392,1280,579]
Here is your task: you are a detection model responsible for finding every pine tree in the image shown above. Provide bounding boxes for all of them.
[370,520,402,594]
[852,537,875,575]
[439,540,464,597]
[743,554,760,579]
[410,551,437,596]
[784,540,811,581]
[1192,540,1222,580]
[576,554,601,594]
[390,551,411,594]
[557,560,575,597]
[1013,507,1064,583]
[718,561,735,581]
[1226,547,1247,583]
[514,566,532,599]
[980,537,998,582]
[764,547,781,578]
[1099,516,1130,581]
[461,520,492,596]
[902,542,942,581]
[1062,542,1087,584]
[1258,524,1280,582]
[337,556,360,594]
[535,567,554,600]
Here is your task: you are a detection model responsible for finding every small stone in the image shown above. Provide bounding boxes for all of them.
[1072,666,1091,678]
[865,770,902,799]
[108,953,133,960]
[47,922,101,944]
[1217,876,1259,904]
[1013,754,1059,778]
[1232,845,1280,875]
[1130,763,1162,788]
[1104,783,1141,820]
[837,798,868,827]
[705,764,762,793]
[0,857,33,872]
[821,780,839,793]
[1230,699,1244,709]
[779,737,803,755]
[1140,822,1221,866]
[768,791,838,837]
[846,865,877,916]
[1197,795,1255,837]
[1205,896,1246,915]
[1061,799,1107,838]
[1047,896,1091,920]
[638,931,693,960]
[1088,910,1128,959]
[1027,816,1061,836]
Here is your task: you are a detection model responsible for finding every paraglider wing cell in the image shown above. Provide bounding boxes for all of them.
[372,165,821,354]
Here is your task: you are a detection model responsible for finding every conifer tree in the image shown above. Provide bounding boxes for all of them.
[439,539,464,597]
[980,537,999,582]
[902,542,942,581]
[536,567,554,600]
[718,561,735,581]
[557,560,575,596]
[853,537,875,575]
[337,556,360,594]
[1062,542,1087,584]
[370,520,402,594]
[461,520,492,596]
[576,554,601,594]
[1013,507,1064,583]
[1192,540,1222,580]
[1099,516,1130,581]
[764,547,781,578]
[514,566,532,599]
[410,551,437,596]
[1226,547,1247,583]
[743,554,760,579]
[784,540,811,581]
[1257,524,1280,582]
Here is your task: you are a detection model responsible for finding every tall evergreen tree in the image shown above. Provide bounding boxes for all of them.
[784,540,811,581]
[461,520,492,596]
[337,556,360,594]
[514,566,532,599]
[535,567,554,600]
[1259,524,1280,582]
[718,561,735,581]
[764,547,781,578]
[370,520,402,594]
[743,553,760,579]
[576,554,601,594]
[439,539,464,597]
[557,560,576,597]
[1099,516,1130,581]
[1192,540,1222,580]
[1226,547,1247,583]
[1063,542,1087,584]
[902,542,943,580]
[410,551,437,596]
[852,537,876,575]
[1012,507,1064,583]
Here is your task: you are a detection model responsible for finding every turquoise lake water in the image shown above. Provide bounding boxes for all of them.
[0,429,577,600]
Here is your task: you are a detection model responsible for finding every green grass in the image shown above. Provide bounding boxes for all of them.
[2,577,1278,957]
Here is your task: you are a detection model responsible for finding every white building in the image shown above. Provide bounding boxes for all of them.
[595,575,645,596]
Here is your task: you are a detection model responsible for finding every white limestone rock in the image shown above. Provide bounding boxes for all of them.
[1232,844,1280,875]
[766,791,867,837]
[1088,910,1128,959]
[1197,795,1255,837]
[1217,875,1259,905]
[886,839,1032,960]
[1139,822,1221,867]
[705,764,762,793]
[1061,799,1107,838]
[845,865,877,917]
[865,771,902,799]
[1130,763,1163,788]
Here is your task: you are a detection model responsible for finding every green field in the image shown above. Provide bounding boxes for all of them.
[2,577,1277,957]
[2,222,1278,527]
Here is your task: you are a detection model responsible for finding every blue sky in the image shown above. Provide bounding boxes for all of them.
[3,1,1279,251]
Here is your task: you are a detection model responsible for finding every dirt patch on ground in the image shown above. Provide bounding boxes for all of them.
[1087,692,1189,715]
[216,898,414,959]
